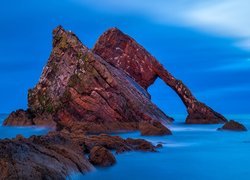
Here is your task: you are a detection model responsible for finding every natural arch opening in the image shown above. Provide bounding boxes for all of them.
[148,78,187,122]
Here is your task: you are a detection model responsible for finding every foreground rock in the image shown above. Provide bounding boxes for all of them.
[89,146,116,167]
[4,26,172,135]
[68,133,157,154]
[93,27,227,124]
[0,132,158,178]
[218,120,247,131]
[0,133,93,179]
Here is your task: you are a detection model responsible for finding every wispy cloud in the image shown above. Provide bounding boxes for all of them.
[208,59,250,72]
[74,0,250,51]
[182,0,250,50]
[195,85,250,98]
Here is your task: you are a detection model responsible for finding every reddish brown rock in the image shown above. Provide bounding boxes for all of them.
[218,120,247,131]
[4,26,172,134]
[89,146,116,167]
[139,121,172,136]
[93,28,227,124]
[3,109,34,126]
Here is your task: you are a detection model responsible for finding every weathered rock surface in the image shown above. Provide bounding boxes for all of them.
[4,26,172,134]
[89,146,116,167]
[0,131,158,178]
[68,133,157,154]
[139,121,172,136]
[3,109,34,126]
[93,27,227,124]
[218,120,247,131]
[0,133,93,179]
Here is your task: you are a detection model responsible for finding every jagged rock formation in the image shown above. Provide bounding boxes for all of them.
[93,28,227,124]
[218,120,247,131]
[4,26,172,134]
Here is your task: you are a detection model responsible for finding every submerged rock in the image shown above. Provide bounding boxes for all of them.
[93,27,227,124]
[89,146,116,167]
[218,120,247,131]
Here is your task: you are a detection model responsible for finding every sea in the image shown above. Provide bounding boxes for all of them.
[1,114,250,180]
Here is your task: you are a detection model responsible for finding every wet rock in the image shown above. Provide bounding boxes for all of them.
[139,121,172,136]
[0,133,93,179]
[3,109,34,126]
[218,120,247,131]
[156,144,163,148]
[89,146,116,167]
[93,27,227,124]
[69,133,157,154]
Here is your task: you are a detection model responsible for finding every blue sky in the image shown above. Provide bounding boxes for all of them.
[0,0,249,115]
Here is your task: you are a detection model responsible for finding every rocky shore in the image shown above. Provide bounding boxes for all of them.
[1,26,244,179]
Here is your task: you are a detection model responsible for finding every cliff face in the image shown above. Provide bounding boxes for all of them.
[93,28,227,124]
[4,26,172,134]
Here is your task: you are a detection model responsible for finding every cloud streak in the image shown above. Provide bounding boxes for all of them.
[74,0,250,51]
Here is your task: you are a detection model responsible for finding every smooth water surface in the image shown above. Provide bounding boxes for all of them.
[0,114,50,139]
[70,114,250,180]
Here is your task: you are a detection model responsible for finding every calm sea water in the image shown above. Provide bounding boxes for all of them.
[1,114,250,180]
[69,114,250,180]
[0,114,50,139]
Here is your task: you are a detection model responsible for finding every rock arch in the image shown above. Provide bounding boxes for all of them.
[93,28,227,124]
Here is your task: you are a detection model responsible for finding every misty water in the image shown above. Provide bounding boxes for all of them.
[1,114,250,180]
[0,114,50,139]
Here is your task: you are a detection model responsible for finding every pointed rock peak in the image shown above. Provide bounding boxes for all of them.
[52,25,85,50]
[95,27,133,49]
[102,27,124,36]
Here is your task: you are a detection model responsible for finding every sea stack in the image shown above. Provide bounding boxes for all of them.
[4,26,172,135]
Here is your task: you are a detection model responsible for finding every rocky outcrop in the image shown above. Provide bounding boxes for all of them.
[139,121,172,136]
[4,26,172,135]
[3,109,34,126]
[0,131,158,178]
[0,133,93,179]
[68,133,157,154]
[89,146,116,167]
[218,120,247,131]
[93,28,227,124]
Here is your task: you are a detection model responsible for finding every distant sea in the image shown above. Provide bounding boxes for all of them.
[1,114,250,180]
